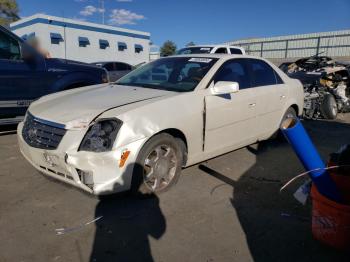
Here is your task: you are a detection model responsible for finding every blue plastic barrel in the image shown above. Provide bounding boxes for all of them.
[281,118,342,202]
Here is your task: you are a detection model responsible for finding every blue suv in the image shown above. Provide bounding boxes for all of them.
[0,26,108,125]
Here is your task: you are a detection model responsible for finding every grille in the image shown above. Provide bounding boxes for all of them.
[22,113,66,150]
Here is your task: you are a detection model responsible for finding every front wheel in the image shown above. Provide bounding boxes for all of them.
[131,133,184,195]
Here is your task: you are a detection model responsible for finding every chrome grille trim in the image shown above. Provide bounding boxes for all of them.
[22,112,66,150]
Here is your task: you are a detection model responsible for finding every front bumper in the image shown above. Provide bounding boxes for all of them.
[17,122,147,195]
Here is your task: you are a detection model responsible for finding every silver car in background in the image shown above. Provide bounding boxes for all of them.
[92,61,133,82]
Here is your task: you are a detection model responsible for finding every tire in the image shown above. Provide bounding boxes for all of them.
[282,107,297,121]
[131,133,184,195]
[320,94,338,120]
[270,107,297,140]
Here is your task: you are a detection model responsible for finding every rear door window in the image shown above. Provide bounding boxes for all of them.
[104,63,115,71]
[215,48,228,54]
[230,48,243,54]
[248,59,281,87]
[116,63,132,71]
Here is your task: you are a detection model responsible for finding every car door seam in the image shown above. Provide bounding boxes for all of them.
[202,97,206,151]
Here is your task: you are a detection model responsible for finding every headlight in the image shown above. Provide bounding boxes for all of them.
[78,119,122,152]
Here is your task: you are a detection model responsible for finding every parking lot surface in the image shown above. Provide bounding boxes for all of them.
[1,116,350,262]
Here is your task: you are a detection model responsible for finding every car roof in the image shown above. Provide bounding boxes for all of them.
[167,53,264,61]
[184,45,243,48]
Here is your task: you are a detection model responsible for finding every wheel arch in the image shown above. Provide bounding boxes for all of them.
[290,103,299,116]
[149,128,188,166]
[276,103,300,132]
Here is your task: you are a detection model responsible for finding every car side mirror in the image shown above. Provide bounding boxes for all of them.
[211,81,239,95]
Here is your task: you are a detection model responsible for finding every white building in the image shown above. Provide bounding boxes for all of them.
[149,51,160,61]
[10,14,151,65]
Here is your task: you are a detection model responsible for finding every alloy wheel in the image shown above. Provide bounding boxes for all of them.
[143,144,178,192]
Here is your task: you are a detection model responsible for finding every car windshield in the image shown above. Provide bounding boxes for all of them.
[116,57,218,92]
[176,47,213,55]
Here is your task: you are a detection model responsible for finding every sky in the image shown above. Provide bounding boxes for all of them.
[17,0,350,49]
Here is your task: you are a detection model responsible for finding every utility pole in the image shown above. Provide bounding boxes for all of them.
[100,0,105,24]
[62,11,67,59]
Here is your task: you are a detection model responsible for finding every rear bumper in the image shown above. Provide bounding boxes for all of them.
[17,122,147,195]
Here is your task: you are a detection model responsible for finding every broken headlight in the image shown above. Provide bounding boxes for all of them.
[79,119,122,152]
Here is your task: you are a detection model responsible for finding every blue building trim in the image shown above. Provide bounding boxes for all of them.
[10,17,150,40]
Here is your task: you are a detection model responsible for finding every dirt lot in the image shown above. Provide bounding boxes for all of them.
[1,116,350,262]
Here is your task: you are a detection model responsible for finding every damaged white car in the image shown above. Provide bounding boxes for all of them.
[18,55,304,195]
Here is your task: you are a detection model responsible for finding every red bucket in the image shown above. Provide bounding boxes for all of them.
[311,173,350,250]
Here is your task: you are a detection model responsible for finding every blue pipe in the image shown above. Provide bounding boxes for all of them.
[281,118,342,202]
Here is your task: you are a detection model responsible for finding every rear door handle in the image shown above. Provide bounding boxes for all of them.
[280,95,286,99]
[249,103,256,107]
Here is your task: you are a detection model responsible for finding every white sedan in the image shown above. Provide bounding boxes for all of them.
[18,55,304,195]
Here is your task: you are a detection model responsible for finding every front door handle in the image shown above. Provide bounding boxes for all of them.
[249,103,256,107]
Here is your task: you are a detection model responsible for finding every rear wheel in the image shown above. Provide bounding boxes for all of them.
[131,133,184,195]
[282,107,297,121]
[321,94,337,120]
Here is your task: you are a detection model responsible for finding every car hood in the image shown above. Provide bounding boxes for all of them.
[45,58,104,74]
[29,84,176,127]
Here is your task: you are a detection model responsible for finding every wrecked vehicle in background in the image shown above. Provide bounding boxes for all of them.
[280,55,350,119]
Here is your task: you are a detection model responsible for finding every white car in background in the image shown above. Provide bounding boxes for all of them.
[177,45,246,55]
[18,54,303,195]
